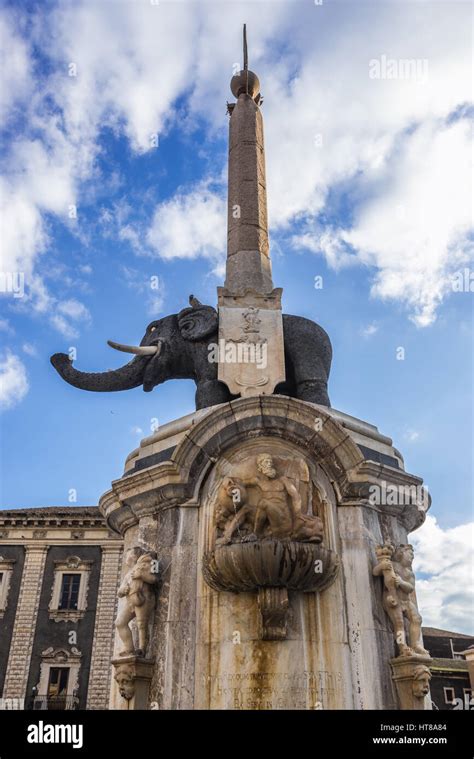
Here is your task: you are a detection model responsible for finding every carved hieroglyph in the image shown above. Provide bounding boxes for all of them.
[217,288,285,398]
[115,547,159,657]
[373,543,429,658]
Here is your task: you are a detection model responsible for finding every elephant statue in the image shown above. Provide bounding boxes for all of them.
[50,297,332,410]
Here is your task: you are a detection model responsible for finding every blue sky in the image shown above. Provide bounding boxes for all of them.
[0,0,472,631]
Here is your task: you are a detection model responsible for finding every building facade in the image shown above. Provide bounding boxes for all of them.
[0,507,122,710]
[1,505,472,711]
[422,627,474,711]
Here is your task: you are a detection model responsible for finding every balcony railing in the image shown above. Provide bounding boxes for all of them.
[31,695,79,711]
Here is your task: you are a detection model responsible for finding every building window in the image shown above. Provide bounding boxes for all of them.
[58,574,81,610]
[49,555,92,622]
[46,667,70,709]
[450,638,466,659]
[443,687,455,705]
[33,648,81,711]
[0,557,15,618]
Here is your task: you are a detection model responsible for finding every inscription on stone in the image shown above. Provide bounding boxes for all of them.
[202,670,343,709]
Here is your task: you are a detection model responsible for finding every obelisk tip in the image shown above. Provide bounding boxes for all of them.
[230,24,261,102]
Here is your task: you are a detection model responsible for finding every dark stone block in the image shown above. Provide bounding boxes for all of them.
[358,445,400,469]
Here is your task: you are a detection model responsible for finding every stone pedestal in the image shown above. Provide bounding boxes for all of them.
[111,656,154,710]
[100,396,431,710]
[390,656,433,710]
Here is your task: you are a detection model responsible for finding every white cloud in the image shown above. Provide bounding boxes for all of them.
[404,429,420,443]
[360,323,378,338]
[0,351,29,410]
[16,277,92,339]
[57,298,91,322]
[147,184,226,264]
[0,10,31,123]
[1,1,472,328]
[22,342,38,357]
[50,300,91,340]
[131,426,143,436]
[142,3,472,324]
[328,119,473,326]
[412,515,474,635]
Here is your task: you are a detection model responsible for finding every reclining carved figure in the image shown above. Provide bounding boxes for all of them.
[215,454,323,546]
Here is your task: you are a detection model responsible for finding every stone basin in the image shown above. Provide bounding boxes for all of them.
[202,538,339,594]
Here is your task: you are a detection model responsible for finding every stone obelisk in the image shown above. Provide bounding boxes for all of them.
[218,25,285,398]
[102,26,432,713]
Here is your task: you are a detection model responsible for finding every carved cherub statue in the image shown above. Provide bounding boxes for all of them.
[373,544,398,608]
[115,547,159,657]
[373,543,429,658]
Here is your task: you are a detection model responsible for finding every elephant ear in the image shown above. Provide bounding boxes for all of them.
[177,303,218,341]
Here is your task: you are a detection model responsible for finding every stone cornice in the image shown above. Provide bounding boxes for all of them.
[0,507,105,528]
[99,396,429,535]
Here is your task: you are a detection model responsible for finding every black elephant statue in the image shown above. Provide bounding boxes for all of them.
[50,297,332,409]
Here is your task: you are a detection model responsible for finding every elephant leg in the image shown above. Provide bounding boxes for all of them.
[282,315,332,407]
[296,379,330,406]
[195,379,231,409]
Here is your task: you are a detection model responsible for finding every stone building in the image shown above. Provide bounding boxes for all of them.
[0,507,122,710]
[1,504,472,711]
[422,628,474,710]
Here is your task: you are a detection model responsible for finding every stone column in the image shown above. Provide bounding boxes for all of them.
[2,545,48,699]
[337,505,399,710]
[226,93,272,294]
[86,544,123,709]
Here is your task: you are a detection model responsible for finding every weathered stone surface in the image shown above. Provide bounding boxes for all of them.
[226,94,271,294]
[202,540,339,593]
[217,288,285,398]
[101,396,430,710]
[390,655,433,710]
[112,656,154,709]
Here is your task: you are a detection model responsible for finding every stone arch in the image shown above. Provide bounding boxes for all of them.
[173,396,364,504]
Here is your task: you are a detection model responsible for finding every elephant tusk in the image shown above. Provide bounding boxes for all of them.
[107,340,160,356]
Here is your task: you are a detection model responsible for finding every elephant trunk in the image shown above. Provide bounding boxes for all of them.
[50,352,147,392]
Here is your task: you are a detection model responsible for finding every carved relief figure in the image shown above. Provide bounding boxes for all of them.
[373,544,398,608]
[114,663,135,700]
[115,547,159,657]
[242,307,261,334]
[373,543,429,658]
[215,454,323,546]
[412,665,432,700]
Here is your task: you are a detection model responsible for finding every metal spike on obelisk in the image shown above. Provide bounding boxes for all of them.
[217,25,286,399]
